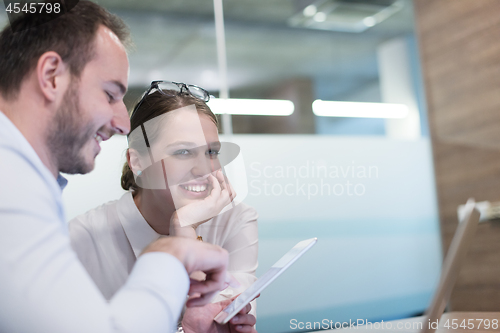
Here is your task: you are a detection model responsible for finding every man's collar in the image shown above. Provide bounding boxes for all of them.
[56,174,68,190]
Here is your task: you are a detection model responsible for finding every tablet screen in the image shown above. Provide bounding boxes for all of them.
[214,237,317,325]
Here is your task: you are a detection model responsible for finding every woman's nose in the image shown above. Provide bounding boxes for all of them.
[191,151,219,177]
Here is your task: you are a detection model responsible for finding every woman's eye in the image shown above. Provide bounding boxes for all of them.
[207,150,220,157]
[174,149,190,155]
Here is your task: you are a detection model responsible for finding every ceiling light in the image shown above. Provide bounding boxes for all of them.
[312,100,409,119]
[208,98,295,116]
[288,0,405,33]
[303,5,317,17]
[313,12,327,22]
[363,16,377,27]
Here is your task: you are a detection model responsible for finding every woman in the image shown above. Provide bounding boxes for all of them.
[69,81,258,332]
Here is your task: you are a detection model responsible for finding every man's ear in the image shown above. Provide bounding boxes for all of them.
[36,51,70,103]
[127,149,144,176]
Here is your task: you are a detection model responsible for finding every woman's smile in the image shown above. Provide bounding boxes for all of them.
[178,180,211,199]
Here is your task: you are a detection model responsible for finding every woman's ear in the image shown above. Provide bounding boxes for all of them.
[127,149,143,176]
[36,51,70,103]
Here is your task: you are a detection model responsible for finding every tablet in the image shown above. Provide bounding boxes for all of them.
[214,237,318,324]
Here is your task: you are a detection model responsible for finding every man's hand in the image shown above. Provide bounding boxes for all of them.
[182,296,257,333]
[141,237,236,306]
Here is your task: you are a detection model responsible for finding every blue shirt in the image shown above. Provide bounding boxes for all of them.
[0,111,189,333]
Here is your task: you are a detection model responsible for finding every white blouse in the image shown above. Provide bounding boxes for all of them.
[68,192,259,307]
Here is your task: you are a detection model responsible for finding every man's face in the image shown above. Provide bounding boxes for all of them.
[48,25,130,174]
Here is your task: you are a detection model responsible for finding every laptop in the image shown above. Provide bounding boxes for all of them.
[339,198,480,333]
[421,198,480,333]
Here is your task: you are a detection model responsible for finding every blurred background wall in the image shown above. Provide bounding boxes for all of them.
[414,0,500,310]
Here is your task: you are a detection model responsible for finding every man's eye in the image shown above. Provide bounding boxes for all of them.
[105,91,114,102]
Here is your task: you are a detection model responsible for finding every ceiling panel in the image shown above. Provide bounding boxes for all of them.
[0,0,417,99]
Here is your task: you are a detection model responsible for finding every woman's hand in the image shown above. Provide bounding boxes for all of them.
[182,296,257,333]
[170,169,236,236]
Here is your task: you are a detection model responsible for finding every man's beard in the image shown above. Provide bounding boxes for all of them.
[46,81,96,175]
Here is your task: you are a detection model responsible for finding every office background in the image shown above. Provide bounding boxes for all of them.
[2,0,499,331]
[64,0,442,331]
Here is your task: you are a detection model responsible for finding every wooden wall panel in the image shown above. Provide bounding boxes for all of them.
[414,0,500,310]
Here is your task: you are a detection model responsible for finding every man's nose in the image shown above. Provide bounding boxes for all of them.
[111,101,131,135]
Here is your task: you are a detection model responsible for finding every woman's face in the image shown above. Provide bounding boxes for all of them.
[140,106,221,210]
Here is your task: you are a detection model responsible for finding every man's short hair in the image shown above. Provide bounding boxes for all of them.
[0,0,131,100]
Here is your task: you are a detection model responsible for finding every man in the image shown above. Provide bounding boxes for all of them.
[0,1,255,332]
